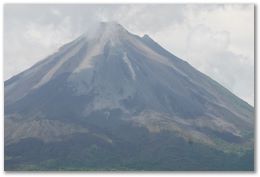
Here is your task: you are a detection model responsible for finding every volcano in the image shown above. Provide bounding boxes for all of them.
[4,22,254,171]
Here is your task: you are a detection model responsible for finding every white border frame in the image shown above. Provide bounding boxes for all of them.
[0,0,258,176]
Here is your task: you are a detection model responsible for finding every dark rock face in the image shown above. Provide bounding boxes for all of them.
[4,22,254,171]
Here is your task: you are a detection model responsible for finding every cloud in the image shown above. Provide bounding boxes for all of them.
[4,4,254,105]
[110,4,186,33]
[24,16,75,48]
[51,8,62,17]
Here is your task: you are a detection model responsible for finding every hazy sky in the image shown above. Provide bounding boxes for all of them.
[4,4,254,105]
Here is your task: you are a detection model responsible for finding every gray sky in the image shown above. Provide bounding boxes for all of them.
[4,4,254,105]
